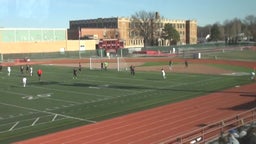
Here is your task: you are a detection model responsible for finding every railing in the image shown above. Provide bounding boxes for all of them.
[159,108,256,144]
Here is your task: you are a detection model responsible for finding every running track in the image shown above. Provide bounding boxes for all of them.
[14,83,256,144]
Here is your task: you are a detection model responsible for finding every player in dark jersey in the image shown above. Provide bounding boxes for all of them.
[73,67,78,79]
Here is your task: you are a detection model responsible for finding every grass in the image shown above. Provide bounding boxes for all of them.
[216,50,256,61]
[202,49,256,61]
[0,64,253,143]
[209,63,253,72]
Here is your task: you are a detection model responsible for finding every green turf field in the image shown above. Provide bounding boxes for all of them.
[0,64,252,143]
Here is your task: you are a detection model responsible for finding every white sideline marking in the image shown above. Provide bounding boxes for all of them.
[37,93,52,98]
[31,85,108,98]
[89,86,100,89]
[52,114,58,121]
[222,72,250,76]
[0,102,96,123]
[9,121,19,131]
[32,117,40,126]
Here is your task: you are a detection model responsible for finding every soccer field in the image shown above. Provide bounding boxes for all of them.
[0,64,252,143]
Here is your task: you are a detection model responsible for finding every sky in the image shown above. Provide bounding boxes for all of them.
[0,0,256,28]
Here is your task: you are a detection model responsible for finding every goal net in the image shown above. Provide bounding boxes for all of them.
[89,57,129,71]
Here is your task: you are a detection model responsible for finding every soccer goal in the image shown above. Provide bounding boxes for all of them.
[89,57,129,71]
[116,57,129,72]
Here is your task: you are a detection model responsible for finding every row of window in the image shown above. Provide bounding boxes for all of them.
[129,39,144,45]
[71,21,187,30]
[71,23,118,29]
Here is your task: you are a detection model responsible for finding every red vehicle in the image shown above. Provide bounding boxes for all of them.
[98,39,124,53]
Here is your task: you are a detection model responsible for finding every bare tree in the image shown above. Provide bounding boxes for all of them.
[223,18,241,38]
[105,29,119,39]
[198,14,256,43]
[197,25,211,42]
[243,15,256,41]
[130,11,161,47]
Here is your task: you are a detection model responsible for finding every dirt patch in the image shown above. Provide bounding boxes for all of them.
[4,57,255,75]
[51,62,233,75]
[136,64,233,75]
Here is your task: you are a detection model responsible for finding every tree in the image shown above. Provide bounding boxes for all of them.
[130,11,161,47]
[162,24,180,45]
[243,15,256,41]
[223,18,242,38]
[210,23,221,41]
[198,14,256,43]
[197,25,211,42]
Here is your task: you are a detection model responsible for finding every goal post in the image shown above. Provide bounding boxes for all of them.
[0,53,3,62]
[116,57,129,72]
[89,57,102,70]
[89,57,129,71]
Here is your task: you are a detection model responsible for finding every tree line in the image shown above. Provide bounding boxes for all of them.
[130,10,256,47]
[198,15,256,43]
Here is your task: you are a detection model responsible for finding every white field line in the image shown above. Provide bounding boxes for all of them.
[52,114,58,121]
[0,102,96,123]
[8,121,19,131]
[31,117,40,126]
[63,76,223,122]
[0,89,81,105]
[0,114,51,127]
[40,97,81,104]
[0,74,222,135]
[44,78,228,144]
[30,85,113,98]
[0,117,68,134]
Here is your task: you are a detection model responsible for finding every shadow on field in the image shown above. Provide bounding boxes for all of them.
[224,93,256,110]
[60,83,98,87]
[219,100,256,111]
[30,81,60,85]
[60,82,151,90]
[218,92,256,111]
[240,93,256,97]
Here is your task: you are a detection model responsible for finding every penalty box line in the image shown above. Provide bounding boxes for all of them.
[0,102,97,123]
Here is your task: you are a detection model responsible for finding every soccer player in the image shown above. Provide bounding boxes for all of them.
[30,66,33,76]
[73,67,78,79]
[101,62,104,70]
[130,65,135,76]
[7,66,11,76]
[22,77,27,87]
[161,68,166,79]
[104,62,109,70]
[20,65,24,74]
[251,71,255,80]
[37,69,43,81]
[26,64,29,73]
[169,59,173,71]
[185,60,188,68]
[78,62,82,72]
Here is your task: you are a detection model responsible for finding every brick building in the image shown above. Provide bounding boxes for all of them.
[68,16,197,48]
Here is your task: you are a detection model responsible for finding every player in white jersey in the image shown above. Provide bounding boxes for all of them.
[7,66,11,76]
[161,68,166,79]
[22,77,27,87]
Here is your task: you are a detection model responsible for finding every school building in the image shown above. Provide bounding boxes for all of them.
[67,15,197,47]
[0,13,197,57]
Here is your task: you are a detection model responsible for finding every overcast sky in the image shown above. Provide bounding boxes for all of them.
[0,0,256,28]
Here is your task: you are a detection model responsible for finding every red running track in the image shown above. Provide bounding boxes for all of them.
[14,83,256,144]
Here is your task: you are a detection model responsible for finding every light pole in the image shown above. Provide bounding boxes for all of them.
[78,27,81,59]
